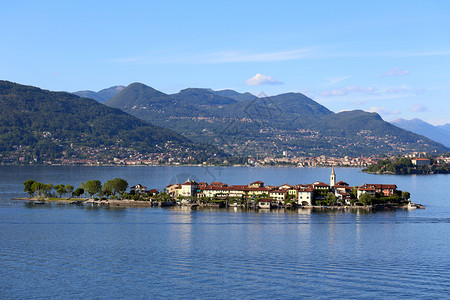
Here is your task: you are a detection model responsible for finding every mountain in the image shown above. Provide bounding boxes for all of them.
[73,85,125,103]
[106,82,168,108]
[175,88,238,106]
[212,89,258,102]
[106,83,448,156]
[391,118,450,148]
[437,123,450,132]
[0,81,216,164]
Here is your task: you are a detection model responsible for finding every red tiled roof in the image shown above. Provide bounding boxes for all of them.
[210,182,228,187]
[359,187,375,191]
[313,182,330,187]
[182,181,198,185]
[363,184,397,189]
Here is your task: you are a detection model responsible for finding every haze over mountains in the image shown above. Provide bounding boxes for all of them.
[104,82,448,157]
[391,118,450,148]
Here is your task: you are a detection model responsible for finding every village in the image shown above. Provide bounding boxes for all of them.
[127,168,413,209]
[21,168,415,209]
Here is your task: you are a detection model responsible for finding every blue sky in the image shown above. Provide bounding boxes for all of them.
[2,0,450,124]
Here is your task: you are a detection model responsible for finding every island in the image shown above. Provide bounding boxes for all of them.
[363,157,450,175]
[21,168,420,210]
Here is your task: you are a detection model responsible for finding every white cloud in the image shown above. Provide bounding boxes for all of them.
[385,67,410,76]
[246,73,283,86]
[369,107,400,115]
[320,86,377,97]
[410,104,428,112]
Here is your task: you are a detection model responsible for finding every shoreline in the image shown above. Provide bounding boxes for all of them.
[1,163,363,169]
[13,198,419,210]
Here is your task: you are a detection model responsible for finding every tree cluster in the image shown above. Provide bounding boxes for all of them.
[363,157,450,175]
[23,179,74,199]
[23,177,129,200]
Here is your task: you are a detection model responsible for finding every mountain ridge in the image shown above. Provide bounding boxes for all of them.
[74,85,125,103]
[0,81,218,164]
[391,118,450,147]
[105,82,448,156]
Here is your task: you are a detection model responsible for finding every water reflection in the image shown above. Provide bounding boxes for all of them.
[167,209,194,258]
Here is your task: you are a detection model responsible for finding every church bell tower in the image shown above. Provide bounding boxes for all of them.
[330,167,336,187]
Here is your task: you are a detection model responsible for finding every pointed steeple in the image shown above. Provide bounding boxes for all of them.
[330,167,336,187]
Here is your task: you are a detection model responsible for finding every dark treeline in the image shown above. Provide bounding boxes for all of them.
[363,157,450,174]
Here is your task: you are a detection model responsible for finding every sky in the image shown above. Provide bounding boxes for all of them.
[2,0,450,125]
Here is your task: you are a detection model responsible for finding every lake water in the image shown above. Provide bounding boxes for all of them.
[1,165,450,299]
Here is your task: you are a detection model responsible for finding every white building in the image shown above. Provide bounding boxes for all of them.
[180,179,198,197]
[298,188,314,206]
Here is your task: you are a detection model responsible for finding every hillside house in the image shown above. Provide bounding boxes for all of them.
[130,184,147,194]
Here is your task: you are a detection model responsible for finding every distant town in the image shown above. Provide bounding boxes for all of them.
[4,144,450,170]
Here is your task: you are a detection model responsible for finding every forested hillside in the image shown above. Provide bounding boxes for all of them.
[106,83,449,156]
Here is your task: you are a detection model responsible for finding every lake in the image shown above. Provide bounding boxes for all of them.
[1,165,450,299]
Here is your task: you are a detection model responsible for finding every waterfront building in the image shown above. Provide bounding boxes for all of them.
[312,181,330,191]
[357,186,376,199]
[361,184,397,197]
[268,190,286,202]
[181,179,198,197]
[297,188,314,206]
[166,184,182,197]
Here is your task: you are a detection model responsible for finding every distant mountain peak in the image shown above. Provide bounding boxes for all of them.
[73,85,125,103]
[106,83,168,108]
[391,118,450,147]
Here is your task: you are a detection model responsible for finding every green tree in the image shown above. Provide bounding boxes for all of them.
[65,185,74,198]
[102,180,114,198]
[55,184,66,198]
[73,187,84,198]
[83,180,101,199]
[23,179,36,198]
[359,193,374,206]
[402,191,410,200]
[31,181,46,199]
[112,178,128,197]
[43,183,53,198]
[155,192,172,202]
[324,192,338,206]
[351,186,358,199]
